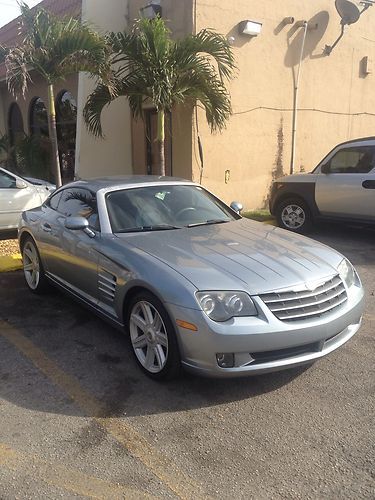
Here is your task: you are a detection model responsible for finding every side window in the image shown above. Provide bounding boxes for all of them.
[328,146,375,174]
[59,188,100,230]
[48,191,62,210]
[0,171,17,188]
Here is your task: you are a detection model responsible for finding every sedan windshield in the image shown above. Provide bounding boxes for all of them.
[106,185,239,233]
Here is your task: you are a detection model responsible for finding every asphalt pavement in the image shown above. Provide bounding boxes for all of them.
[0,223,374,499]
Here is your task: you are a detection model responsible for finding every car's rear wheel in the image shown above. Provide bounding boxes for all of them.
[126,291,181,380]
[21,237,48,293]
[276,198,312,233]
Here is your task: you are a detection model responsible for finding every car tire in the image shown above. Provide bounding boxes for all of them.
[125,291,181,380]
[275,197,312,233]
[21,236,49,294]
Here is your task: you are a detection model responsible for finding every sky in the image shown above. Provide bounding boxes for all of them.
[0,0,42,29]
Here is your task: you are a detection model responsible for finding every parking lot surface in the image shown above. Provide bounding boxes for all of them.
[0,223,374,499]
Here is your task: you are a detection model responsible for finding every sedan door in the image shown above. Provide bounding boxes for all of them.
[0,169,38,229]
[315,145,375,221]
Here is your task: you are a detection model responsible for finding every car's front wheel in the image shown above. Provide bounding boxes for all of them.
[125,291,181,380]
[21,237,49,293]
[275,198,312,233]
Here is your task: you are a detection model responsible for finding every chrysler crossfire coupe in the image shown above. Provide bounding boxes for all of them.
[18,177,364,379]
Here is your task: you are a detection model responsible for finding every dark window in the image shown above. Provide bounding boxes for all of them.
[58,188,99,229]
[8,103,24,147]
[48,191,63,211]
[29,97,49,137]
[328,146,375,174]
[56,91,77,183]
[0,170,17,188]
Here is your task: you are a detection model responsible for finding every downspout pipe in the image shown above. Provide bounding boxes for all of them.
[290,20,308,175]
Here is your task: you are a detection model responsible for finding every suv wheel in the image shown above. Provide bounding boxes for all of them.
[276,198,312,233]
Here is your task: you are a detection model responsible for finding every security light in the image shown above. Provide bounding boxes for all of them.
[238,20,263,37]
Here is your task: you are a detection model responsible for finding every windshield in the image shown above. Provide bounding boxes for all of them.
[106,185,239,233]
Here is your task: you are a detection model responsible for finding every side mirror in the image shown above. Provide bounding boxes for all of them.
[321,164,330,174]
[65,216,89,230]
[230,201,243,214]
[65,216,96,238]
[16,179,28,189]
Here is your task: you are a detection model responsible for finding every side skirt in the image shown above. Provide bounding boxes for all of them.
[45,272,125,332]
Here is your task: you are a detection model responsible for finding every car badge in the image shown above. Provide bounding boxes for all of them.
[305,279,326,292]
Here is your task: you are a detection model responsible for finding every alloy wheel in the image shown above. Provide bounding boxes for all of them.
[23,240,40,290]
[129,300,169,374]
[281,204,306,229]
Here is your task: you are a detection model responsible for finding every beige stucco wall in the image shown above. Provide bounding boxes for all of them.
[75,0,133,179]
[189,0,375,209]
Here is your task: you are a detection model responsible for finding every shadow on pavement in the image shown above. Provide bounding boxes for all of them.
[0,272,309,419]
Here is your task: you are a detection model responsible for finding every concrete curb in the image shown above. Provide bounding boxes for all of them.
[0,254,22,272]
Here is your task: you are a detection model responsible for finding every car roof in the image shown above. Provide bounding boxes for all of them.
[59,175,195,194]
[336,136,375,147]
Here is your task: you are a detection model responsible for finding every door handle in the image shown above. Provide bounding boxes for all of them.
[362,180,375,189]
[41,223,52,232]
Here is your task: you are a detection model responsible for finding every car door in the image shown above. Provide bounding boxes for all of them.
[315,144,375,221]
[40,187,101,304]
[0,169,36,229]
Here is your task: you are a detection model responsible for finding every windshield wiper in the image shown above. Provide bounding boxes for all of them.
[187,219,230,228]
[118,224,182,233]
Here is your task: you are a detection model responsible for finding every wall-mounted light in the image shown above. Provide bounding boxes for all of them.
[238,20,263,37]
[140,0,162,19]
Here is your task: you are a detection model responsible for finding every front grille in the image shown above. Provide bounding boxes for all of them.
[260,275,347,322]
[250,342,321,364]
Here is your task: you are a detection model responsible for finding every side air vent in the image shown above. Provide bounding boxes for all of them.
[98,270,117,302]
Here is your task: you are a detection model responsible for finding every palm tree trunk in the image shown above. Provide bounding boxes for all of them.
[47,83,62,187]
[157,110,165,176]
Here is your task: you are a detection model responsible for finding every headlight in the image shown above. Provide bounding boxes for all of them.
[337,258,360,288]
[196,291,258,322]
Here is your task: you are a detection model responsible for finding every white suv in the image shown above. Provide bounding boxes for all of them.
[270,137,375,232]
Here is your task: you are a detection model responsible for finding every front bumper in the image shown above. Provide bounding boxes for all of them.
[166,283,364,378]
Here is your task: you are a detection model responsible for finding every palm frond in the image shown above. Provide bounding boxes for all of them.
[84,17,235,137]
[5,46,32,96]
[173,29,236,81]
[83,73,148,137]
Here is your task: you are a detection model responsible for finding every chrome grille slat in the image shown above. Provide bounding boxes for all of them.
[276,295,347,321]
[260,275,347,322]
[261,275,342,303]
[269,288,346,312]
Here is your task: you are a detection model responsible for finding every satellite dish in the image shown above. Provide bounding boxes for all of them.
[335,0,361,25]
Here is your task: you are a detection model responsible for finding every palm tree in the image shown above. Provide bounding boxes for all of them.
[84,17,235,176]
[3,2,111,187]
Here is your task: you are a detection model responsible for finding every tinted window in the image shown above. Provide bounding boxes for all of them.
[48,191,62,210]
[58,188,99,229]
[0,171,17,188]
[328,146,375,174]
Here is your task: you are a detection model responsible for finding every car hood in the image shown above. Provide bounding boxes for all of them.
[116,219,344,294]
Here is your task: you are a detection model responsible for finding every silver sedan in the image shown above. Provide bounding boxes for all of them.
[0,167,55,230]
[18,177,364,379]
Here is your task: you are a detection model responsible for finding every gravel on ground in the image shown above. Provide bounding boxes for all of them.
[0,239,20,257]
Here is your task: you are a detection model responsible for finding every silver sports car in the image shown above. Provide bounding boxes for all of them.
[19,176,364,379]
